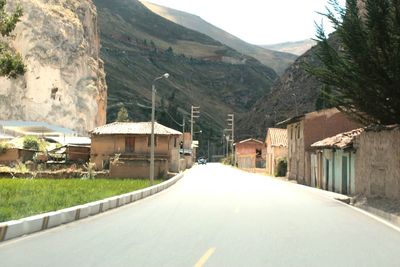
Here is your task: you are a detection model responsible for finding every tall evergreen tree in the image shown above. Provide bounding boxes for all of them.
[0,0,24,78]
[306,0,400,125]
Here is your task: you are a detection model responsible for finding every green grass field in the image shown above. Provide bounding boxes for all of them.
[0,178,160,222]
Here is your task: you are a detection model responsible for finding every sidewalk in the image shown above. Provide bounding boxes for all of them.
[353,197,400,228]
[240,167,400,228]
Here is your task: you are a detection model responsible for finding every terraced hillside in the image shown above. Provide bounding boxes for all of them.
[141,0,297,75]
[94,0,278,156]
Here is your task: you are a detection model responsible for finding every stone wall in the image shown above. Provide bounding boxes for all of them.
[354,127,400,199]
[0,0,107,135]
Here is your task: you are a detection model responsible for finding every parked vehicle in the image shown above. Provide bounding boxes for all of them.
[197,157,207,165]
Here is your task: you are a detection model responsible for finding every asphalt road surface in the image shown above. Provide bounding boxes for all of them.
[1,164,400,267]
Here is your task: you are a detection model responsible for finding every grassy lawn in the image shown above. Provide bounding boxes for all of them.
[0,178,160,222]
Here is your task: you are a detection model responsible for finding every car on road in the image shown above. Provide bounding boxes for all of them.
[197,157,207,165]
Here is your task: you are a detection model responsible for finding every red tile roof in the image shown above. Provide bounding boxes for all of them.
[311,128,364,149]
[91,122,182,135]
[267,128,288,147]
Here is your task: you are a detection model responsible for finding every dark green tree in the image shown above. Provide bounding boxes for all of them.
[306,0,400,125]
[0,0,25,78]
[116,104,130,122]
[23,136,39,151]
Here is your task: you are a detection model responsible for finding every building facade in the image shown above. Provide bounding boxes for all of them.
[282,108,360,185]
[311,125,400,199]
[90,122,182,179]
[265,128,288,176]
[235,138,264,169]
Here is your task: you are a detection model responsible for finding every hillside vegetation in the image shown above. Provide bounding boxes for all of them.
[262,39,317,56]
[237,42,326,139]
[94,0,277,155]
[141,1,297,75]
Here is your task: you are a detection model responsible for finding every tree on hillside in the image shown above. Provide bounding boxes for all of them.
[0,0,25,78]
[306,0,400,125]
[116,104,130,122]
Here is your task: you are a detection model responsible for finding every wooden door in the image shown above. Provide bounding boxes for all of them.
[125,137,135,153]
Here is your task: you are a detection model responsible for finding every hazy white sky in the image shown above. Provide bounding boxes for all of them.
[146,0,346,45]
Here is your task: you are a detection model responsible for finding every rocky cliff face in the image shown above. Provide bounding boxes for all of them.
[0,0,107,134]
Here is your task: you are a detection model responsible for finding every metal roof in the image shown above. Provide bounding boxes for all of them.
[46,136,91,146]
[237,138,264,145]
[91,122,182,136]
[0,120,75,136]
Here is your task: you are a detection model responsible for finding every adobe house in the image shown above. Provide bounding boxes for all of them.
[311,128,363,195]
[278,108,361,185]
[265,128,288,176]
[47,136,91,163]
[312,125,400,199]
[0,147,36,165]
[90,122,182,179]
[235,138,264,169]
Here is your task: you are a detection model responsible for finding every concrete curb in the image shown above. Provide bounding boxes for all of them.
[0,173,184,242]
[357,205,400,228]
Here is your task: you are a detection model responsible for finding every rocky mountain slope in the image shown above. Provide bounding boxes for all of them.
[94,0,277,153]
[262,39,317,56]
[237,43,325,139]
[140,1,297,75]
[0,0,107,135]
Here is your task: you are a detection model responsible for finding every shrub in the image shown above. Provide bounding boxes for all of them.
[221,155,234,166]
[23,136,39,151]
[275,157,287,177]
[0,142,11,155]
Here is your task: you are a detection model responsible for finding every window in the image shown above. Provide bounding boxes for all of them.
[147,135,157,147]
[297,125,300,139]
[291,127,293,139]
[174,137,177,148]
[125,137,135,153]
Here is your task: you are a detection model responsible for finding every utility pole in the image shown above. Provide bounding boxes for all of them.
[292,93,298,116]
[226,113,235,165]
[182,116,185,154]
[190,105,200,150]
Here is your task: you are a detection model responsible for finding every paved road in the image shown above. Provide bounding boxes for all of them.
[1,164,400,267]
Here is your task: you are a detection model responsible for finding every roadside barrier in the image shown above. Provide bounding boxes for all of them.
[0,173,184,242]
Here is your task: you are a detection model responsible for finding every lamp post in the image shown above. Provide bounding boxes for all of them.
[292,93,298,116]
[150,73,169,185]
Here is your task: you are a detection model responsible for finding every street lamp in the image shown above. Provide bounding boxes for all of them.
[292,93,298,116]
[150,73,169,185]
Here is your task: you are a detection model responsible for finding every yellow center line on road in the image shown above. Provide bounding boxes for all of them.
[194,247,216,267]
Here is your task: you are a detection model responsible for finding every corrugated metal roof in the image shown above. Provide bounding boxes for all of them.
[311,128,364,149]
[237,138,264,145]
[91,122,182,136]
[46,136,91,146]
[267,128,288,147]
[0,120,75,135]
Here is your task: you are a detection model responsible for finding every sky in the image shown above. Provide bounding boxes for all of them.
[145,0,346,45]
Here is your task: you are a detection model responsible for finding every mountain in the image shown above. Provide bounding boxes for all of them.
[0,0,107,134]
[140,1,297,75]
[93,0,278,155]
[237,43,325,139]
[262,39,317,56]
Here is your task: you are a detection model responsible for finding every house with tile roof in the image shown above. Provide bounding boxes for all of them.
[90,122,182,179]
[265,128,288,176]
[235,138,265,169]
[311,128,364,194]
[277,108,361,185]
[312,125,400,199]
